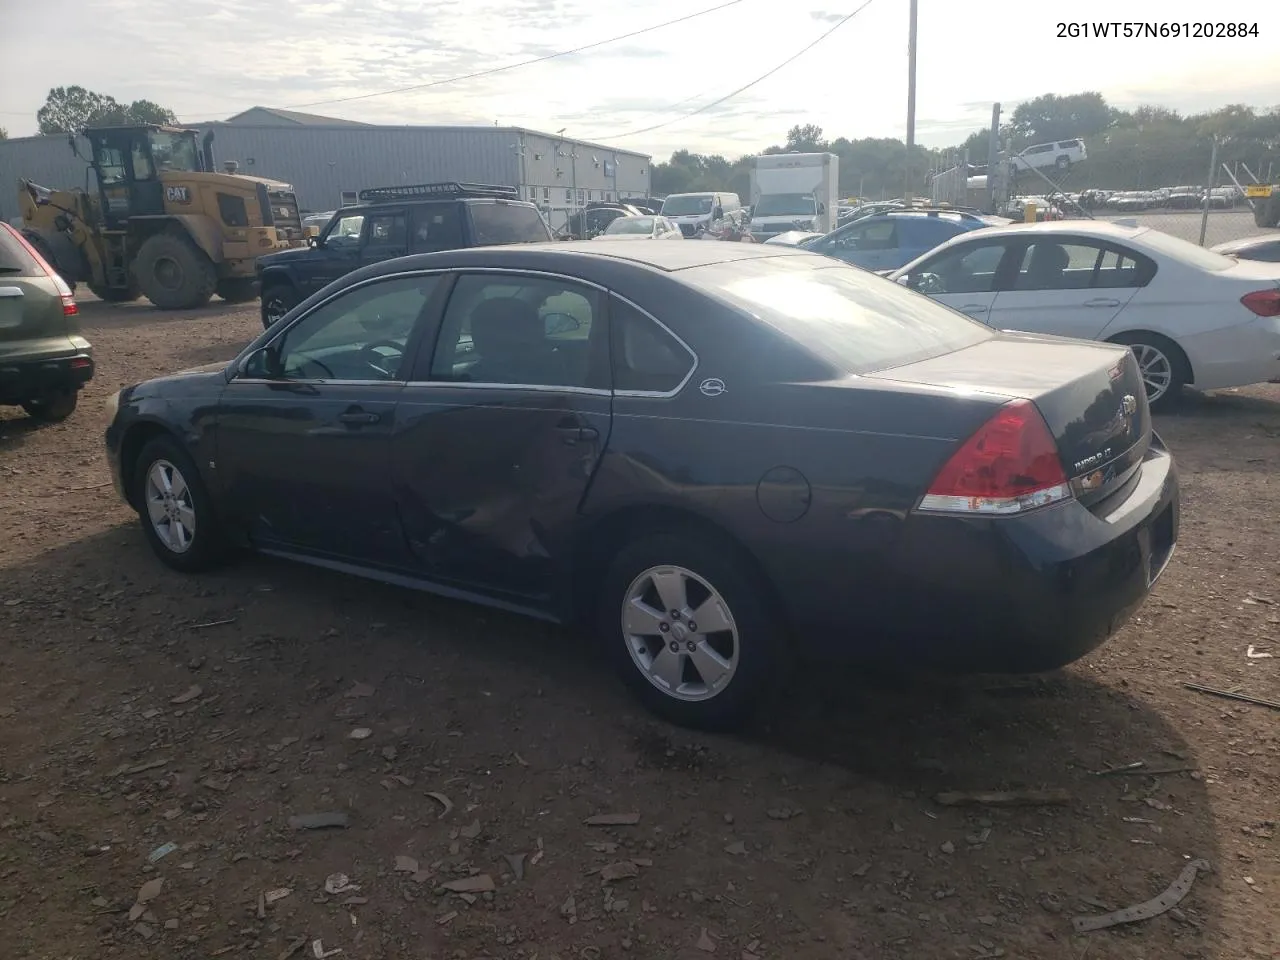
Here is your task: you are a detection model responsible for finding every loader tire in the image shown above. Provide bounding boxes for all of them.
[88,281,141,303]
[135,232,217,310]
[1254,194,1280,229]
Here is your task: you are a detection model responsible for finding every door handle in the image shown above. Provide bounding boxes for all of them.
[959,304,988,314]
[0,287,24,299]
[556,418,598,446]
[338,410,381,425]
[1084,298,1121,308]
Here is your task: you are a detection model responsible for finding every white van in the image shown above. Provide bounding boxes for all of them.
[659,192,743,238]
[1012,139,1087,175]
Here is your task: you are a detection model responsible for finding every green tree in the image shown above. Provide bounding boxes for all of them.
[785,124,828,152]
[1008,92,1111,146]
[37,86,178,134]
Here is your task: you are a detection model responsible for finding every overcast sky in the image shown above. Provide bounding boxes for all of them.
[2,0,1277,159]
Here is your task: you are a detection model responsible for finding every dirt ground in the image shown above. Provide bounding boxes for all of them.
[1,296,1277,960]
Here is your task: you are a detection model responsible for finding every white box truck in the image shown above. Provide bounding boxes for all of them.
[747,152,839,242]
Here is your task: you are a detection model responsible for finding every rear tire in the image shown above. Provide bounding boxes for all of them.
[1254,194,1280,229]
[216,278,257,303]
[260,282,298,327]
[88,281,140,303]
[21,389,78,422]
[1109,332,1188,412]
[132,435,229,573]
[599,531,781,730]
[134,232,217,310]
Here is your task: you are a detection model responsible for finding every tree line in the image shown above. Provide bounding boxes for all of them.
[652,92,1280,198]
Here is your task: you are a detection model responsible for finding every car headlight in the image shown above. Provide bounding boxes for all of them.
[104,389,121,421]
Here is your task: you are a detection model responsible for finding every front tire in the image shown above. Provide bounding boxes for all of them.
[1110,332,1188,411]
[260,282,298,327]
[134,232,217,310]
[132,436,229,572]
[21,389,78,422]
[88,281,141,303]
[599,531,780,730]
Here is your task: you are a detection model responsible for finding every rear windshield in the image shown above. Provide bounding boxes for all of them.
[467,202,551,245]
[0,225,44,275]
[1134,227,1235,272]
[685,255,993,374]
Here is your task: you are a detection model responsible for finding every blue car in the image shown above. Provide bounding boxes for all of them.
[801,210,1008,272]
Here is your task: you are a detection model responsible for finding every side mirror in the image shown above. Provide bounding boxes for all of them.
[896,274,910,286]
[307,236,318,248]
[817,202,826,214]
[239,344,282,378]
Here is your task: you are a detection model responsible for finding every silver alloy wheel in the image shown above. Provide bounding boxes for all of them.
[1128,342,1174,403]
[144,459,197,554]
[621,564,739,702]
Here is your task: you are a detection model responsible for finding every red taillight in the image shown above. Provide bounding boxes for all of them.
[0,222,79,315]
[1241,289,1280,318]
[918,399,1071,515]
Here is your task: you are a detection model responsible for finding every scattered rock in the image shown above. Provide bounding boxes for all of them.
[441,874,495,894]
[940,840,956,855]
[459,819,482,840]
[381,745,397,761]
[348,727,373,740]
[265,888,292,904]
[437,911,458,925]
[137,877,164,903]
[586,812,641,826]
[697,928,717,952]
[288,812,349,830]
[765,807,803,820]
[134,922,155,940]
[600,861,640,883]
[163,918,179,931]
[169,685,202,705]
[426,792,454,817]
[504,853,527,880]
[724,841,747,856]
[934,789,1070,808]
[344,681,376,698]
[395,855,419,874]
[324,873,359,895]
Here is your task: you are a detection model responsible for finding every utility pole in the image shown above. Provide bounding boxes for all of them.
[986,102,1001,214]
[1198,137,1219,246]
[903,0,918,201]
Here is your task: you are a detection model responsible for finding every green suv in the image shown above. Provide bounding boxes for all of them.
[0,222,93,421]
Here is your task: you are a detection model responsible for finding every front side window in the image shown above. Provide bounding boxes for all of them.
[251,276,438,382]
[94,141,126,185]
[364,212,407,251]
[826,219,897,252]
[902,240,1010,294]
[147,131,199,173]
[429,274,602,388]
[323,212,366,249]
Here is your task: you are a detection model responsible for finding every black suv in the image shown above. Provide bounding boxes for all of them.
[255,182,552,327]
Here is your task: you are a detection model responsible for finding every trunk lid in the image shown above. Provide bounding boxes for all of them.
[867,331,1150,505]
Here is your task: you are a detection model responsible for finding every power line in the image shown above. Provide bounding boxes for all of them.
[275,0,750,112]
[579,0,877,142]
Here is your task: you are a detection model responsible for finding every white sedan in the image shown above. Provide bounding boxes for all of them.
[889,221,1280,408]
[592,215,683,241]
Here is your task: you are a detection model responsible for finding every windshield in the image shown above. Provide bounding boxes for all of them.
[754,193,816,217]
[685,256,992,374]
[1134,227,1236,272]
[605,217,655,235]
[661,195,714,216]
[148,130,200,173]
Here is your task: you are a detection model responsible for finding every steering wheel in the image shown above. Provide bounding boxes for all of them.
[360,339,406,379]
[291,356,335,380]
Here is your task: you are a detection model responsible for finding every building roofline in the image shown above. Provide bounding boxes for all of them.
[187,120,650,159]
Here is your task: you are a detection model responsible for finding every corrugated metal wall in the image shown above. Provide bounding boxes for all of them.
[0,124,652,224]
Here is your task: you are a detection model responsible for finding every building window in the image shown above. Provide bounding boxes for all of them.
[577,189,585,204]
[529,187,537,201]
[565,189,572,202]
[543,187,550,200]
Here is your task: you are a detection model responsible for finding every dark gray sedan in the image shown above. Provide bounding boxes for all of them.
[104,241,1178,729]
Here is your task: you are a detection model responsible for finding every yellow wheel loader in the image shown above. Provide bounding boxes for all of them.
[1246,183,1280,229]
[18,124,306,310]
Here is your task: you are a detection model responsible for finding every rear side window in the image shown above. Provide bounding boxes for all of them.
[0,226,44,275]
[687,256,992,375]
[611,298,695,394]
[468,202,552,245]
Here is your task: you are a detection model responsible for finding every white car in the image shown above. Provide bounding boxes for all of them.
[889,221,1280,408]
[591,215,683,241]
[1012,138,1087,175]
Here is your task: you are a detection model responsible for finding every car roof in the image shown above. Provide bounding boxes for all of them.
[360,239,815,277]
[963,219,1148,241]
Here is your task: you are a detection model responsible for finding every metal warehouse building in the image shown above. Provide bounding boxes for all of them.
[0,107,653,230]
